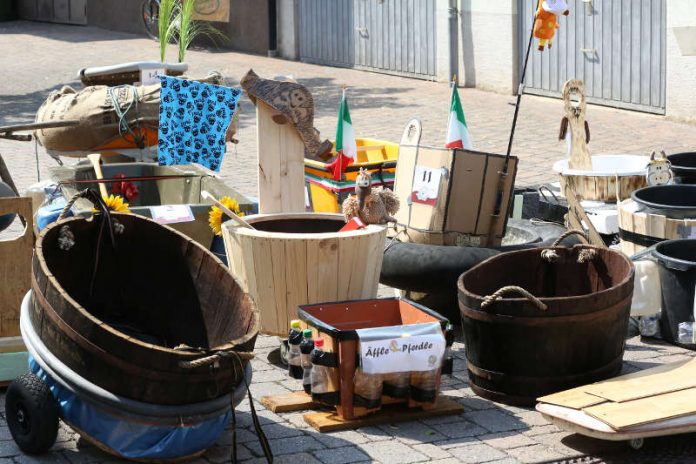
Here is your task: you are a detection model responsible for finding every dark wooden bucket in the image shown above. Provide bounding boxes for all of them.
[458,237,634,406]
[32,212,259,405]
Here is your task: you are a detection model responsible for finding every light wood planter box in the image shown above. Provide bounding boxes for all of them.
[222,213,387,336]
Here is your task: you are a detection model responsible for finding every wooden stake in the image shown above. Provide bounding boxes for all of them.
[87,153,109,198]
[201,191,255,229]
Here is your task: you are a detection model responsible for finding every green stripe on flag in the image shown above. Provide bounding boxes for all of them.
[335,92,353,152]
[451,86,467,128]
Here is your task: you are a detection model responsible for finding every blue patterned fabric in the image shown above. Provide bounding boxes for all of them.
[158,76,241,172]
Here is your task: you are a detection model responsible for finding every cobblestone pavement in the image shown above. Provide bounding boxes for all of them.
[1,21,696,464]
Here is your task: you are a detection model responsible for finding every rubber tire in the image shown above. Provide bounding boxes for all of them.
[5,373,59,455]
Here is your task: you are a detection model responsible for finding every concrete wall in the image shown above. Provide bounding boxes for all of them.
[276,0,299,60]
[665,0,696,122]
[456,0,519,94]
[87,0,143,35]
[86,0,269,55]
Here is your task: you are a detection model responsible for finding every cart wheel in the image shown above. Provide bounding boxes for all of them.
[629,438,644,450]
[279,339,289,367]
[5,373,59,454]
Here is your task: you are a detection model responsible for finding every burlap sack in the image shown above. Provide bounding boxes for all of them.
[35,84,160,152]
[35,72,236,154]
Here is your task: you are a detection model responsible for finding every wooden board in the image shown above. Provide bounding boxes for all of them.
[582,358,696,403]
[0,197,33,338]
[257,101,305,214]
[584,387,696,430]
[261,391,316,413]
[303,396,463,433]
[538,402,696,442]
[537,386,607,410]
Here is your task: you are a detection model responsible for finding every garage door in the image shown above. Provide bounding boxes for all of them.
[299,0,437,80]
[518,0,666,114]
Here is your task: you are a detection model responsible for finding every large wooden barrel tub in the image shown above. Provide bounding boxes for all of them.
[32,213,259,405]
[458,238,634,406]
[223,213,387,336]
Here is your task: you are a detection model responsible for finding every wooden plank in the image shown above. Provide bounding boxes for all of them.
[336,236,357,301]
[284,239,308,329]
[304,396,464,433]
[537,386,608,410]
[446,152,486,232]
[0,197,33,338]
[251,236,279,335]
[583,358,696,403]
[261,391,316,413]
[315,237,339,302]
[257,102,305,214]
[270,238,289,335]
[585,387,696,430]
[360,229,385,298]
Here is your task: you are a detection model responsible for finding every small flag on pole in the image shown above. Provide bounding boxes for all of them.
[328,88,358,180]
[445,81,473,150]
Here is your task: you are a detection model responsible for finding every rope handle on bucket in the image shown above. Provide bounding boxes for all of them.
[542,229,597,264]
[480,286,548,311]
[551,229,590,247]
[178,350,255,369]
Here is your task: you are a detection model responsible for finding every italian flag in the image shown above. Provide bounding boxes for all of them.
[445,85,473,150]
[328,89,357,180]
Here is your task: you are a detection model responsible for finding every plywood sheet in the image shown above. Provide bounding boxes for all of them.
[582,358,696,403]
[261,391,316,413]
[584,387,696,430]
[537,387,607,410]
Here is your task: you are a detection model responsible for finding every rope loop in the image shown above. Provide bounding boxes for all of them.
[480,285,548,311]
[179,350,255,369]
[551,229,590,247]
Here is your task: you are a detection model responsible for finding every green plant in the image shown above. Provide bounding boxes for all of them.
[158,0,178,62]
[177,0,227,63]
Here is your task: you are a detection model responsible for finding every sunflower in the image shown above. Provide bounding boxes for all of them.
[102,194,130,213]
[209,196,244,236]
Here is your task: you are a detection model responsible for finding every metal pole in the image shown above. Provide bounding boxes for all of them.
[504,0,540,172]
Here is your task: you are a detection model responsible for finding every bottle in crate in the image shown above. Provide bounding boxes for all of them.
[410,368,440,404]
[442,322,455,375]
[288,320,303,379]
[300,329,314,394]
[382,372,410,399]
[310,338,340,405]
[353,368,382,409]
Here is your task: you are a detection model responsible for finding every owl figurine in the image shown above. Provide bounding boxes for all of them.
[646,150,673,186]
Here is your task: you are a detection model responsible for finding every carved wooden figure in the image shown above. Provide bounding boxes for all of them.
[559,80,592,171]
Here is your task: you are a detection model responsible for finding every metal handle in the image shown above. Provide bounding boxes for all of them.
[582,0,593,15]
[580,48,596,54]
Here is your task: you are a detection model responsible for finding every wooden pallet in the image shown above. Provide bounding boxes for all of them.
[261,392,464,433]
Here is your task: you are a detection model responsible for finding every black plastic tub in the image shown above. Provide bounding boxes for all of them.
[667,152,696,184]
[632,185,696,218]
[654,239,696,350]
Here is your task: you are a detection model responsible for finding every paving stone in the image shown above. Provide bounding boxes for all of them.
[515,411,551,428]
[464,410,528,434]
[255,422,305,440]
[245,435,324,457]
[312,430,370,447]
[360,440,428,464]
[0,439,22,458]
[217,427,260,445]
[313,446,370,464]
[379,421,446,444]
[522,425,562,437]
[431,419,487,439]
[479,432,537,449]
[448,442,509,463]
[252,367,289,383]
[241,452,322,464]
[357,425,392,441]
[457,396,497,411]
[13,454,70,464]
[205,444,253,463]
[506,444,566,464]
[411,443,453,459]
[249,381,292,398]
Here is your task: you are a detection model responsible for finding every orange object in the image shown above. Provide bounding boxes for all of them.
[533,0,569,51]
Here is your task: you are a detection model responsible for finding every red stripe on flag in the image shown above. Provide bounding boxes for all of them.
[445,140,464,149]
[327,151,355,180]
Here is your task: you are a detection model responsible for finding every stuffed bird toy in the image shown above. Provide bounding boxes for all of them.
[534,0,570,51]
[342,168,399,225]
